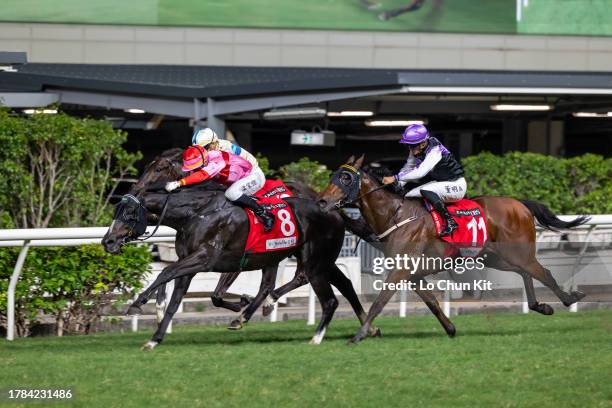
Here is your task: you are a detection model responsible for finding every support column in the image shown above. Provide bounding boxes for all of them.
[459,132,474,158]
[206,98,226,139]
[502,118,525,152]
[527,120,564,156]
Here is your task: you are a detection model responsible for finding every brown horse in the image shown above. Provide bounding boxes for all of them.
[318,155,589,344]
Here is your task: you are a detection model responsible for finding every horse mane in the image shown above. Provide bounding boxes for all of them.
[160,148,183,160]
[361,164,392,185]
[181,181,227,192]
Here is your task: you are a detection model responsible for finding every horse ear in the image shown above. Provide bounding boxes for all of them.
[346,155,355,164]
[354,154,365,169]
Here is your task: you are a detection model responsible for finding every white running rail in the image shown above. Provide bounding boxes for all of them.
[1,226,176,341]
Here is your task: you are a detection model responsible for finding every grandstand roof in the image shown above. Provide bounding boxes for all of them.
[2,63,612,118]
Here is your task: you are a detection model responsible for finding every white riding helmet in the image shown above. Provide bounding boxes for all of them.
[192,127,219,147]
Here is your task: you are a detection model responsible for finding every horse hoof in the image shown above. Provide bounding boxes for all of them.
[227,319,243,331]
[348,333,365,345]
[538,303,554,315]
[369,327,382,338]
[141,341,158,351]
[127,305,142,316]
[571,291,586,303]
[446,325,456,338]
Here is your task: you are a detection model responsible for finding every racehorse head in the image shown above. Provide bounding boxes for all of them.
[318,155,365,212]
[102,194,148,254]
[103,149,182,254]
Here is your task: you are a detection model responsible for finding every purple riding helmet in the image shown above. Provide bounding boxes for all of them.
[399,124,429,145]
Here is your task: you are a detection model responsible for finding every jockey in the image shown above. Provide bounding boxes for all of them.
[192,128,258,168]
[165,145,275,232]
[382,124,466,237]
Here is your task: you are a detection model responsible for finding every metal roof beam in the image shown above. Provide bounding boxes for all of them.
[402,86,612,95]
[0,92,58,107]
[211,87,403,116]
[47,89,198,118]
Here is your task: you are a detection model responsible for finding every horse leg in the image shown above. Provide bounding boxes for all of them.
[306,267,339,345]
[265,267,309,316]
[379,0,425,20]
[485,252,555,315]
[211,272,249,312]
[155,284,166,324]
[128,246,220,315]
[414,277,456,337]
[327,264,381,337]
[143,274,194,351]
[519,259,585,307]
[521,273,554,315]
[349,268,408,344]
[228,265,278,330]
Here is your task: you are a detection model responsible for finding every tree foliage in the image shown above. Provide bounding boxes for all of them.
[0,108,141,228]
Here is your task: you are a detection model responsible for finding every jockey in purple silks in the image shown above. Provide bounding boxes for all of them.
[382,124,466,236]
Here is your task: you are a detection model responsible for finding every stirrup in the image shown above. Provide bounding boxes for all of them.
[440,218,458,237]
[256,211,275,232]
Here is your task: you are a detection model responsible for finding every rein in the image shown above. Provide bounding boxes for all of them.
[120,193,171,242]
[135,194,171,241]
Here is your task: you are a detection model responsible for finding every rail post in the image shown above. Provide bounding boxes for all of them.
[7,241,30,341]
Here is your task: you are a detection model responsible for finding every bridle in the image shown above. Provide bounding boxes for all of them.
[329,163,422,241]
[113,193,171,244]
[330,164,388,210]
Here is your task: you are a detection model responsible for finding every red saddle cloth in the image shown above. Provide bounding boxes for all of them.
[244,179,299,254]
[427,199,489,257]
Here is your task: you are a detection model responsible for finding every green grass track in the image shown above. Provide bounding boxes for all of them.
[1,310,611,407]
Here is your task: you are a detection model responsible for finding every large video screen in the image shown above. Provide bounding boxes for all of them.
[2,0,611,36]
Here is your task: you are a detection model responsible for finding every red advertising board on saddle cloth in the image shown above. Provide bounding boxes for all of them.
[426,199,489,258]
[244,179,299,254]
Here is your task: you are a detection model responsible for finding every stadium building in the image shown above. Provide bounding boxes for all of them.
[1,1,611,171]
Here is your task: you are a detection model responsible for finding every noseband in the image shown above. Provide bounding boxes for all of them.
[114,193,170,243]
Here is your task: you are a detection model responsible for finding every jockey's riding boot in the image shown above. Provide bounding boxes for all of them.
[234,195,275,232]
[420,190,458,237]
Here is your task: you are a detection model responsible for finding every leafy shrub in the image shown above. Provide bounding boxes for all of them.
[255,152,273,177]
[279,157,331,192]
[464,152,612,214]
[0,245,151,337]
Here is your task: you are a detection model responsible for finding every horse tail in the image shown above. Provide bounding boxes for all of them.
[519,199,590,231]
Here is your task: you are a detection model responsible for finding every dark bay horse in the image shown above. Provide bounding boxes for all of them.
[102,153,379,348]
[318,155,589,343]
[123,149,381,335]
[129,150,456,343]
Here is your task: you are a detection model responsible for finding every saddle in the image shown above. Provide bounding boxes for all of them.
[424,198,489,257]
[243,179,299,254]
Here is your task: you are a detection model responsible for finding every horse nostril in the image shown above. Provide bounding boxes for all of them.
[318,199,327,207]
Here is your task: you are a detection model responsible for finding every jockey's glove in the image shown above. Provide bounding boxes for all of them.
[165,181,181,192]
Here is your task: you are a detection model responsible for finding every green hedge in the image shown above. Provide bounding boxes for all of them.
[463,152,612,214]
[0,245,151,337]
